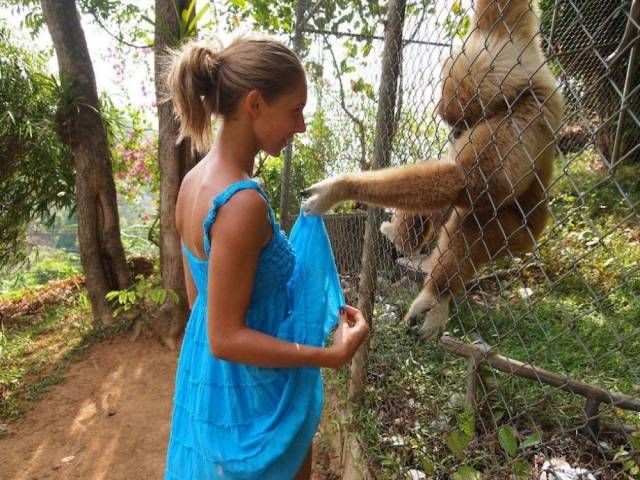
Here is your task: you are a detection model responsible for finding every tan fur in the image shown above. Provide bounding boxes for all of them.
[303,0,564,339]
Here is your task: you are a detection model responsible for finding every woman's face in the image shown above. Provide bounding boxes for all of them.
[254,80,307,157]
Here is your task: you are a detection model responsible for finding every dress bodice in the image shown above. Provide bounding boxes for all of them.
[182,179,295,324]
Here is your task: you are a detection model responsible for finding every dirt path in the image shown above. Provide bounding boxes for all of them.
[1,334,176,480]
[0,334,337,480]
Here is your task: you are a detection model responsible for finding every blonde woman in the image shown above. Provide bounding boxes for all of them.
[164,37,369,480]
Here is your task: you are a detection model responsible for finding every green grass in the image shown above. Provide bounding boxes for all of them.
[326,151,640,479]
[0,246,81,296]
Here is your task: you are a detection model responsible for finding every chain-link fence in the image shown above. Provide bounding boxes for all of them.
[278,0,639,477]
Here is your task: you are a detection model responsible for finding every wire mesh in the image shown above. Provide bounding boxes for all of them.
[281,0,639,477]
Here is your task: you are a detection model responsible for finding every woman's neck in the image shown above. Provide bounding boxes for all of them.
[211,118,258,176]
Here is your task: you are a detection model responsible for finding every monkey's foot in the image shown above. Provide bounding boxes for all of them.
[414,300,449,340]
[403,293,450,341]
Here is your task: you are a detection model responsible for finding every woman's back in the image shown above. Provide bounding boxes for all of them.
[177,159,269,261]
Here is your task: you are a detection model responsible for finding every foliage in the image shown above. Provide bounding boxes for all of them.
[0,0,153,47]
[106,271,178,318]
[0,24,75,270]
[224,0,385,44]
[0,248,80,295]
[442,0,471,39]
[143,0,211,46]
[102,95,160,202]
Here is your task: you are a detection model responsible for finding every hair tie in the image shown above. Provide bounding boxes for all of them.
[201,48,221,83]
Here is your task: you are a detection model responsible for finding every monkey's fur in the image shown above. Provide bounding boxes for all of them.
[302,0,564,340]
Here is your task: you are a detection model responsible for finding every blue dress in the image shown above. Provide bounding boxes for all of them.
[165,179,343,479]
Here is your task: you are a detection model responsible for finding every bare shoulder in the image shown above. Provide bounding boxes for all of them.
[210,189,271,250]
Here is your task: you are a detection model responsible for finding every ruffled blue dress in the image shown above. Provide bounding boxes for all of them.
[165,179,344,479]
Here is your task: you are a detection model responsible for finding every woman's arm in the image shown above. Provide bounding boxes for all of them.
[207,190,367,369]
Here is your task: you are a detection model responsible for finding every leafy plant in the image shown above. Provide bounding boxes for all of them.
[106,273,178,317]
[446,408,476,460]
[452,466,481,480]
[0,24,74,269]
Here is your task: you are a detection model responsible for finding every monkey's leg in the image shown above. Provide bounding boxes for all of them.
[381,208,454,255]
[380,210,435,255]
[404,206,533,341]
[302,161,464,215]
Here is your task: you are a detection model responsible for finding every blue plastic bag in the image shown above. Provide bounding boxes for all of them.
[278,211,345,347]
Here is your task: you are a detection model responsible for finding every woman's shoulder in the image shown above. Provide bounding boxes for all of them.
[213,187,269,229]
[209,188,271,252]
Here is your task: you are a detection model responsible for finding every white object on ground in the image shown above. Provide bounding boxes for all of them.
[407,469,427,480]
[539,458,596,480]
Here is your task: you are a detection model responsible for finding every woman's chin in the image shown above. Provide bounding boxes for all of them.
[268,147,285,157]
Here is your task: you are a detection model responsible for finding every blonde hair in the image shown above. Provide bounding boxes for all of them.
[165,36,305,152]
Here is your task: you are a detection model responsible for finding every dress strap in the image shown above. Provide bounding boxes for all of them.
[202,179,273,257]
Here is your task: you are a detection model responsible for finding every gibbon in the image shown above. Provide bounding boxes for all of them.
[302,0,564,340]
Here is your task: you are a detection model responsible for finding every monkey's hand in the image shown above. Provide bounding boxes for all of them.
[301,176,344,215]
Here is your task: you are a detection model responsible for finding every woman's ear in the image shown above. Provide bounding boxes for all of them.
[244,89,263,119]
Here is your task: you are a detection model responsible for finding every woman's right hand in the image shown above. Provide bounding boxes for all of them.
[328,305,369,368]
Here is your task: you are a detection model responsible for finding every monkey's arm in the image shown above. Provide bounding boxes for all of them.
[302,161,465,215]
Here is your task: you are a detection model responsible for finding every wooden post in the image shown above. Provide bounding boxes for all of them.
[342,2,406,479]
[465,356,480,411]
[349,0,407,402]
[584,398,601,440]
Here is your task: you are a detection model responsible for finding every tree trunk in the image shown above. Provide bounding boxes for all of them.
[349,0,406,402]
[342,2,406,478]
[154,0,197,349]
[278,0,308,231]
[41,0,131,325]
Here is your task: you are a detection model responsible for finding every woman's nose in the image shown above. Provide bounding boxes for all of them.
[296,115,306,134]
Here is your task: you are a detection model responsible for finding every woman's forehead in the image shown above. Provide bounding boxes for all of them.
[288,80,307,102]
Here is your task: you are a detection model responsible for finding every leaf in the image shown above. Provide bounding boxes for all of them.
[127,291,137,304]
[447,429,472,460]
[452,466,481,480]
[148,290,160,303]
[118,291,128,304]
[511,459,530,478]
[105,291,120,301]
[498,426,518,458]
[458,409,476,438]
[421,458,435,475]
[520,432,542,449]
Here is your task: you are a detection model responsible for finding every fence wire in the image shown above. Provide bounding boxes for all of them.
[281,0,639,477]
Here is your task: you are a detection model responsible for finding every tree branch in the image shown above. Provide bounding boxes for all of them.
[324,37,369,171]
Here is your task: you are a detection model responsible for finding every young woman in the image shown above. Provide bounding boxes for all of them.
[164,37,369,480]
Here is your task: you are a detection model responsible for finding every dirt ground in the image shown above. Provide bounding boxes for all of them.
[0,333,337,480]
